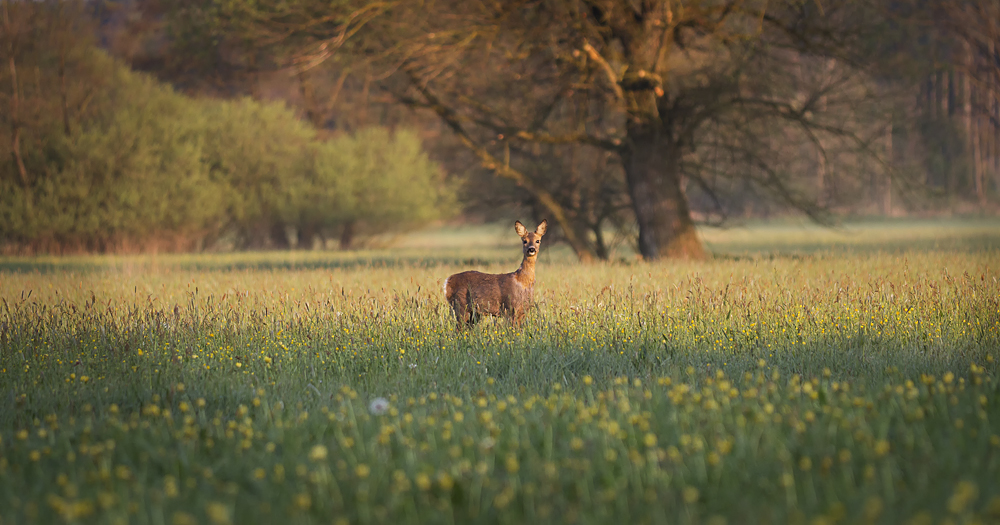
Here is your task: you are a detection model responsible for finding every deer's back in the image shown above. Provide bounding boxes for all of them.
[445,270,532,312]
[445,270,501,300]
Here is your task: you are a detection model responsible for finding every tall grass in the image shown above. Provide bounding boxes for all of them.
[1,220,999,524]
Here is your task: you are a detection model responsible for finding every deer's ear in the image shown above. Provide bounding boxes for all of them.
[535,220,548,236]
[514,221,527,237]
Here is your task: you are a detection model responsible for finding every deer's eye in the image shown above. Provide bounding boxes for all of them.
[535,240,540,244]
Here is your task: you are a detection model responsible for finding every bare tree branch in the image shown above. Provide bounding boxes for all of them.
[402,70,597,262]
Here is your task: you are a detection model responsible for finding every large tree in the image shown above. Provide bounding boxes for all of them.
[175,0,895,260]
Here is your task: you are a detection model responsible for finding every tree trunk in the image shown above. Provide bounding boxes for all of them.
[974,115,986,207]
[3,1,29,190]
[934,71,944,121]
[622,123,705,260]
[269,222,291,249]
[7,55,29,190]
[59,52,71,136]
[339,220,355,250]
[945,70,957,196]
[883,122,894,216]
[298,223,319,250]
[296,69,324,128]
[817,148,827,207]
[963,47,975,203]
[592,222,608,261]
[246,51,261,100]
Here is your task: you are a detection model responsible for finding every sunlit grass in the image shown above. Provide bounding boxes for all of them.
[700,216,1000,254]
[1,220,999,524]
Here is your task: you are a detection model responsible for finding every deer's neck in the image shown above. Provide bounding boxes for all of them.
[514,256,536,289]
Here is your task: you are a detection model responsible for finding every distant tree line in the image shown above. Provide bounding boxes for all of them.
[907,1,1000,210]
[3,0,999,258]
[0,0,452,254]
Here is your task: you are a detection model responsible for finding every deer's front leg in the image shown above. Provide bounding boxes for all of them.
[511,304,529,326]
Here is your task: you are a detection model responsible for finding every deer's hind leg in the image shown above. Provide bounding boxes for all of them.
[450,300,468,329]
[449,292,477,330]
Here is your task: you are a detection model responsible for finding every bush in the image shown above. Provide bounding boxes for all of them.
[295,127,455,249]
[1,45,451,253]
[197,98,318,249]
[0,50,223,252]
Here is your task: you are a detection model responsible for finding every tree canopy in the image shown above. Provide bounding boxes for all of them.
[178,0,914,260]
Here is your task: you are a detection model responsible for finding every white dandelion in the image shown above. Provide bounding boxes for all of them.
[369,397,389,415]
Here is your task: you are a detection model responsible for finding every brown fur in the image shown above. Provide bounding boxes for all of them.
[444,220,547,328]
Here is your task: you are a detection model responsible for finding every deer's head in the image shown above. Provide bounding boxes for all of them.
[515,220,547,259]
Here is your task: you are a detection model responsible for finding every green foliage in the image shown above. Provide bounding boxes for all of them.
[198,97,318,247]
[0,233,998,523]
[1,49,221,250]
[0,11,449,253]
[267,126,456,250]
[307,128,455,235]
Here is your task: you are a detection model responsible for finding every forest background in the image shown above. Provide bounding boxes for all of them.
[1,0,999,259]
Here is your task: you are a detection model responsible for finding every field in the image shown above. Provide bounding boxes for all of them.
[1,218,999,524]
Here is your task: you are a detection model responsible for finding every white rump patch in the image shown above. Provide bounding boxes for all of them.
[443,277,450,295]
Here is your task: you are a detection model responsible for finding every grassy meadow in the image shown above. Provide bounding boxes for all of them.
[1,218,999,524]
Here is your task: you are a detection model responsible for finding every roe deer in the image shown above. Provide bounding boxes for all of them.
[444,220,548,328]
